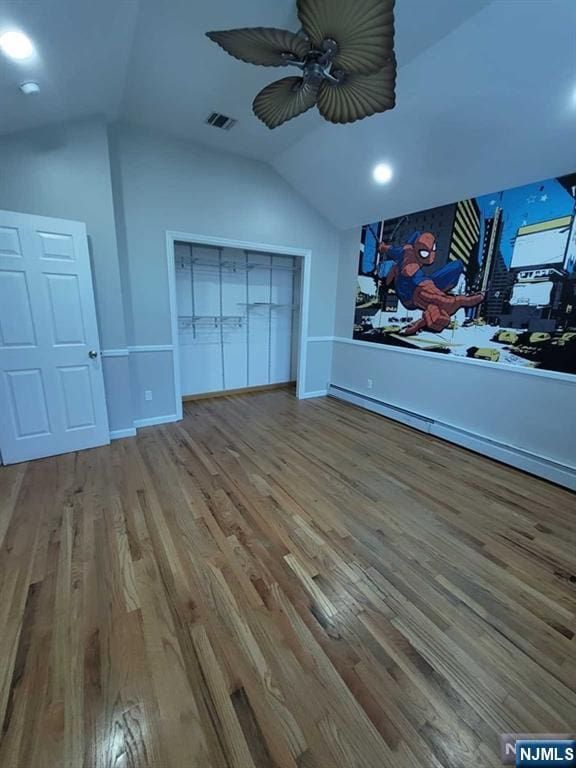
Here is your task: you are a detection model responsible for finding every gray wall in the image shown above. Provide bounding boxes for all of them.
[0,119,125,348]
[0,117,340,435]
[332,227,576,477]
[0,118,133,433]
[109,123,340,419]
[4,116,570,480]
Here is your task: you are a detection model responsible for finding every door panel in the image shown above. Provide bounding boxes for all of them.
[0,209,110,464]
[6,368,51,437]
[45,274,86,345]
[0,226,22,257]
[37,231,76,260]
[0,270,37,346]
[58,365,96,430]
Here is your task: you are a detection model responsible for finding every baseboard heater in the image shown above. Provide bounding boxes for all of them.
[328,384,576,492]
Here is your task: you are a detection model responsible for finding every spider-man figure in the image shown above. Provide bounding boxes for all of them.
[377,231,484,335]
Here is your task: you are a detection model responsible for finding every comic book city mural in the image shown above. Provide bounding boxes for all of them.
[354,173,576,375]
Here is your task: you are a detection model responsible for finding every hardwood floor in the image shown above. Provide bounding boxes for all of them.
[0,390,575,767]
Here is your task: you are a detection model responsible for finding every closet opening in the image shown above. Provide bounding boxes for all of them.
[166,233,311,418]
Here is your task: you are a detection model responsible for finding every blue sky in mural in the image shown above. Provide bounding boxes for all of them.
[476,177,575,267]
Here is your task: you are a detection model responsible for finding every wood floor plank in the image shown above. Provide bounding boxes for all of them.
[0,389,574,767]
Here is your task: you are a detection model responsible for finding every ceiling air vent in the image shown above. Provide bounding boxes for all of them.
[205,112,237,131]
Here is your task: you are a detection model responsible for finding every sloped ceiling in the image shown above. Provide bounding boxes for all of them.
[273,0,576,229]
[0,0,140,136]
[118,0,492,162]
[0,0,574,230]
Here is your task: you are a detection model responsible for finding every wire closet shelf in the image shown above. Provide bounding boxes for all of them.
[176,245,300,335]
[176,244,297,273]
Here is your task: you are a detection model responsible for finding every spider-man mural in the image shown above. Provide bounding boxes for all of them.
[376,231,484,335]
[353,171,576,375]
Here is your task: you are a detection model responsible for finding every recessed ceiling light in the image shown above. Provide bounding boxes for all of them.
[373,163,393,184]
[20,81,40,95]
[0,30,34,60]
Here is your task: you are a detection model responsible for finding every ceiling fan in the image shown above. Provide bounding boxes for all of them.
[206,0,396,129]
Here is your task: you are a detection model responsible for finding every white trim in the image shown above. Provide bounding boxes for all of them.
[128,344,174,353]
[332,336,576,387]
[165,231,312,410]
[299,390,328,399]
[102,347,175,356]
[334,336,576,385]
[166,233,184,420]
[134,413,179,429]
[110,427,137,440]
[166,231,310,258]
[328,385,576,491]
[297,250,312,399]
[101,348,130,358]
[306,336,334,343]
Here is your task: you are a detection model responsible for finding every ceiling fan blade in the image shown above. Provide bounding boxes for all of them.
[317,57,396,124]
[253,76,319,129]
[297,0,395,74]
[206,28,310,67]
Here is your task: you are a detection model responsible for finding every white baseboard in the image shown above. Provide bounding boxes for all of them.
[299,390,328,400]
[111,414,180,438]
[110,427,137,440]
[328,385,576,491]
[329,386,433,433]
[133,413,180,429]
[431,423,576,490]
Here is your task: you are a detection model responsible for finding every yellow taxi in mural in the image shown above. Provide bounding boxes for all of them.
[495,330,519,344]
[467,347,501,362]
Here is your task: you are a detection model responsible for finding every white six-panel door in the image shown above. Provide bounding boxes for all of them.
[0,209,110,464]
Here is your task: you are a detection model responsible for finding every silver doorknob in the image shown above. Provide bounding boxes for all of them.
[89,350,98,359]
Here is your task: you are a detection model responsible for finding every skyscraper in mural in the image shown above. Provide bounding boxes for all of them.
[449,198,481,272]
[354,172,576,375]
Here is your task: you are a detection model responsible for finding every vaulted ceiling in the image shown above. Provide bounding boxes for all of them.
[1,0,575,230]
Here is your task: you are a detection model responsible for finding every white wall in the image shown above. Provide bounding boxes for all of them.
[0,118,133,434]
[331,228,576,487]
[109,123,339,420]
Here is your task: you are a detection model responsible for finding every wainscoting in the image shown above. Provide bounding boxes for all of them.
[330,337,576,491]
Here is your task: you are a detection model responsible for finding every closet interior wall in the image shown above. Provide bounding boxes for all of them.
[175,242,301,397]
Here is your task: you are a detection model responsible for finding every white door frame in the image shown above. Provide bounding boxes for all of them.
[165,230,312,420]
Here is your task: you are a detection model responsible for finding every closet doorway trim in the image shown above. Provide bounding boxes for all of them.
[165,231,312,420]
